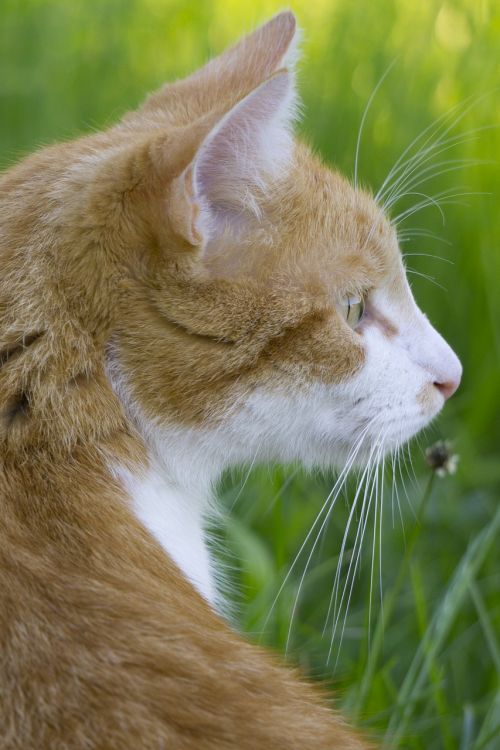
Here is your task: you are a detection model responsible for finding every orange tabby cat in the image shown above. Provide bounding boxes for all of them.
[0,12,461,749]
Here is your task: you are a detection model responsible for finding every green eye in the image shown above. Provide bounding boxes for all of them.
[341,294,364,329]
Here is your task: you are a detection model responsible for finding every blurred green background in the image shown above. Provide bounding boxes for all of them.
[1,1,499,748]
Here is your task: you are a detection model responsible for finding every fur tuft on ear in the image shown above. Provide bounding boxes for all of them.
[168,70,299,247]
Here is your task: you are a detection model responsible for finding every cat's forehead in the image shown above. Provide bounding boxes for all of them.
[253,145,403,296]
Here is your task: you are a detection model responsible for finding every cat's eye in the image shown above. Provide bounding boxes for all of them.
[340,295,364,329]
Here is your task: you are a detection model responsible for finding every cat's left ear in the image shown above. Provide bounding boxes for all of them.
[168,69,297,248]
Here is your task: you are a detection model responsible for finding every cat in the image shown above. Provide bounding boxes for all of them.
[0,11,461,749]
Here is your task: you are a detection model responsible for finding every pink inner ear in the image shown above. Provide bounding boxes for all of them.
[191,71,298,241]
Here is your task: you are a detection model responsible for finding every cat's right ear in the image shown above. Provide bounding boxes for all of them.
[189,11,300,88]
[141,12,300,116]
[167,70,297,249]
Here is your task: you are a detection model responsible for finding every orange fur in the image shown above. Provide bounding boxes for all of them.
[0,11,406,748]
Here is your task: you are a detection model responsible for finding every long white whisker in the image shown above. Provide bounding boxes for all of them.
[333,435,387,664]
[380,127,496,208]
[264,423,372,639]
[323,435,381,640]
[354,60,397,189]
[402,252,453,264]
[378,454,386,617]
[393,445,406,541]
[329,461,376,661]
[390,190,447,223]
[284,441,366,652]
[284,423,375,649]
[383,156,493,211]
[376,92,497,203]
[398,226,452,242]
[263,466,300,518]
[404,442,420,492]
[368,449,381,643]
[375,97,471,202]
[230,447,260,510]
[327,430,386,660]
[390,449,396,529]
[396,445,416,521]
[405,268,447,292]
[392,186,476,224]
[392,187,489,225]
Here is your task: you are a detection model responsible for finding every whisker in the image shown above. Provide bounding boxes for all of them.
[333,437,387,665]
[390,190,447,224]
[392,188,490,226]
[329,463,376,662]
[390,449,396,529]
[380,129,496,209]
[354,60,397,189]
[375,96,471,202]
[404,442,420,492]
[230,447,260,510]
[382,155,493,210]
[378,454,386,617]
[393,445,406,541]
[376,91,498,204]
[402,252,453,264]
[396,446,416,522]
[284,425,373,651]
[264,422,373,640]
[398,228,450,239]
[327,431,386,661]
[263,466,300,518]
[368,449,382,641]
[405,268,447,292]
[323,435,381,641]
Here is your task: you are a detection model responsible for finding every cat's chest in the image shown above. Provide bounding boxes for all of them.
[116,464,217,605]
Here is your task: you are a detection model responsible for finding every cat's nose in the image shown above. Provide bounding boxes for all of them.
[430,345,462,401]
[407,311,462,402]
[433,376,460,401]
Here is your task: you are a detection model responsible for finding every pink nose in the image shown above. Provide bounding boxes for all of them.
[434,377,460,401]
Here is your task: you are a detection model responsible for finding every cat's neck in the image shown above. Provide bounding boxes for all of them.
[113,424,223,607]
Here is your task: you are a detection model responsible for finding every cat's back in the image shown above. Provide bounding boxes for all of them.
[0,477,357,750]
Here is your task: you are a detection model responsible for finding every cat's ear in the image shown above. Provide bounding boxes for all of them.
[168,70,297,247]
[190,11,300,90]
[142,12,300,117]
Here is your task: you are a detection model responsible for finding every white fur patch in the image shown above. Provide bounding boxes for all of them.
[115,461,218,604]
[107,360,226,607]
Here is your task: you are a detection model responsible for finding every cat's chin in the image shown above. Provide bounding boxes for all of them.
[307,417,434,472]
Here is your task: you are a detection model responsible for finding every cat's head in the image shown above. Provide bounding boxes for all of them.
[0,12,461,472]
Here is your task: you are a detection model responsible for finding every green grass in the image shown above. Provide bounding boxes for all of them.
[1,1,499,748]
